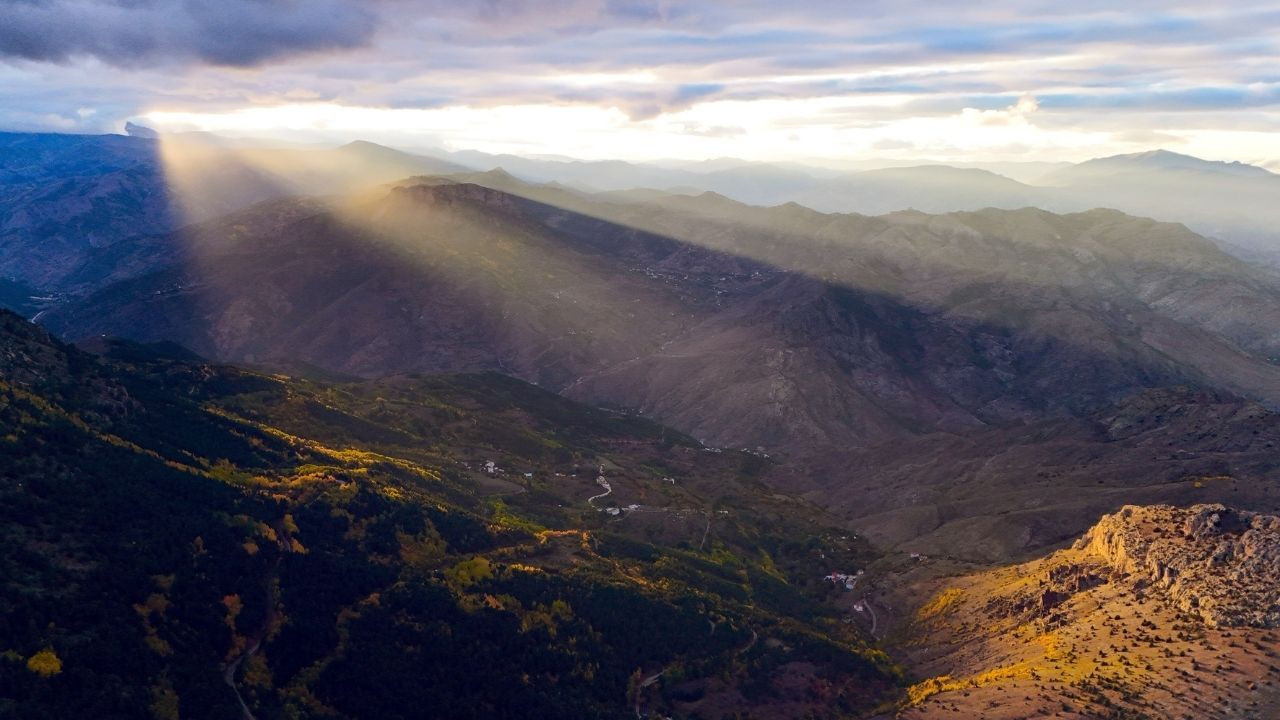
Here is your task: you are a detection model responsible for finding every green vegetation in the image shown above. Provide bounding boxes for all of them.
[0,311,901,718]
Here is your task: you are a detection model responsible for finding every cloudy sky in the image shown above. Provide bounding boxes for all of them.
[2,0,1279,164]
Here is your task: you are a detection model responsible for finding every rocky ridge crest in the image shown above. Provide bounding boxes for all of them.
[1076,503,1280,627]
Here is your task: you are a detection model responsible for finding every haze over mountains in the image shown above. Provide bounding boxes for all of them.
[0,132,464,289]
[5,128,1280,718]
[2,129,1276,560]
[401,142,1280,267]
[6,131,1280,300]
[9,0,1280,715]
[389,144,1280,269]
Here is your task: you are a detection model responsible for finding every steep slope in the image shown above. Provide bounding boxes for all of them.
[1039,150,1280,263]
[444,145,1280,266]
[800,387,1280,561]
[0,132,284,289]
[46,177,1280,451]
[428,149,1053,211]
[0,309,902,719]
[0,133,470,293]
[1044,149,1277,182]
[889,504,1280,719]
[31,173,1280,564]
[783,165,1046,215]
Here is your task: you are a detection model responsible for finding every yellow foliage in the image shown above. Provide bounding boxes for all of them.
[756,549,785,580]
[970,662,1033,685]
[905,663,1033,707]
[144,634,174,657]
[257,522,278,542]
[549,599,573,621]
[242,653,273,689]
[491,499,546,533]
[26,648,62,677]
[222,594,243,634]
[1036,630,1068,661]
[243,540,261,555]
[209,458,252,484]
[134,592,174,656]
[446,557,493,588]
[905,675,954,705]
[916,588,964,621]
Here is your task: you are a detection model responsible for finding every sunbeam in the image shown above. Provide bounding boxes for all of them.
[5,4,1280,719]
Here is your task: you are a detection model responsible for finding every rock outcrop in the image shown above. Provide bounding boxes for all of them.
[1076,504,1280,627]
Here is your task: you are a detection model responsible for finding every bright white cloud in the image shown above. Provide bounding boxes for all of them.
[143,93,1280,165]
[6,2,1280,164]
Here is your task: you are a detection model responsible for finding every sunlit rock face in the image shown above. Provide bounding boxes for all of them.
[1077,503,1280,628]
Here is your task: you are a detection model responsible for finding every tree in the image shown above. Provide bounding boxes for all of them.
[26,648,62,677]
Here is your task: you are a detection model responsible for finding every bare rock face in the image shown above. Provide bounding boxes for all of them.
[1076,504,1280,627]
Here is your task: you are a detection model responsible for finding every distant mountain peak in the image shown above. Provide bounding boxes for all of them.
[336,139,398,154]
[1122,148,1188,160]
[124,121,158,139]
[694,189,736,203]
[1080,148,1275,177]
[339,138,383,149]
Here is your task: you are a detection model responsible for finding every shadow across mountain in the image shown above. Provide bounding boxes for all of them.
[37,174,1280,559]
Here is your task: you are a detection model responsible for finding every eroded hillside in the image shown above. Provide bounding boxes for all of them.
[887,504,1280,719]
[38,175,1280,561]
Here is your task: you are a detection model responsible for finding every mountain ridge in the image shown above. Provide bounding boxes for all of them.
[0,307,904,718]
[33,176,1280,562]
[889,503,1280,718]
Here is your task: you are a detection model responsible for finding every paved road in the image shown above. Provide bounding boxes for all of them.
[587,476,613,506]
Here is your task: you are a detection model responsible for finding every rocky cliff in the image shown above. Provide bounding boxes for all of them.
[894,503,1280,719]
[1076,503,1280,627]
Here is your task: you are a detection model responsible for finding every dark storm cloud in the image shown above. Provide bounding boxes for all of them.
[0,0,378,66]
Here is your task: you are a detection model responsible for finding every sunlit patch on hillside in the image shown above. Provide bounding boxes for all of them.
[150,136,699,373]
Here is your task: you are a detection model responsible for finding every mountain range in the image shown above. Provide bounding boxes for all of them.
[22,158,1280,562]
[428,144,1280,267]
[4,129,1280,718]
[0,308,900,719]
[6,132,1280,297]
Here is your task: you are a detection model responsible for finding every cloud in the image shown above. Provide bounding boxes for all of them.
[672,122,744,137]
[871,137,916,151]
[3,1,1280,163]
[960,93,1039,126]
[1112,129,1187,145]
[0,0,378,67]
